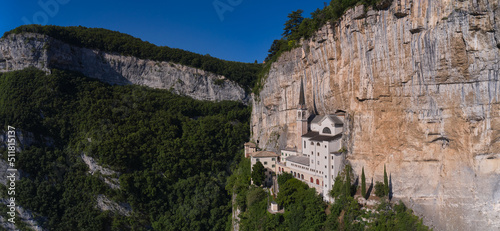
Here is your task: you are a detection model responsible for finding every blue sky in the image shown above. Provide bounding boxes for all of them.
[0,0,327,63]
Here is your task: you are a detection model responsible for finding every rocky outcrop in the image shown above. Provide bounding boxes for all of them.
[252,0,500,230]
[96,195,131,217]
[81,154,121,189]
[0,33,248,103]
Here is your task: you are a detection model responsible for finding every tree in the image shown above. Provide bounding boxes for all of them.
[277,172,293,186]
[374,181,386,197]
[252,161,265,186]
[282,10,304,40]
[384,164,389,197]
[344,164,351,197]
[361,167,366,199]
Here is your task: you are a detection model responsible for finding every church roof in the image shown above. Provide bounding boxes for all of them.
[286,155,310,166]
[310,115,343,126]
[302,131,319,138]
[250,151,279,158]
[298,79,305,106]
[302,131,342,142]
[309,133,342,142]
[244,142,256,148]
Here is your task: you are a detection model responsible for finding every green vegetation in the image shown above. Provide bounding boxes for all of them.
[384,165,389,196]
[0,68,251,230]
[361,167,366,199]
[375,181,387,197]
[251,161,265,186]
[3,25,262,91]
[229,162,430,230]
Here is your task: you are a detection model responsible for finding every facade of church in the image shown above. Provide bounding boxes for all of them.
[277,79,346,202]
[246,79,346,202]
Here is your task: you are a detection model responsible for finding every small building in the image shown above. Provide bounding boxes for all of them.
[249,151,279,187]
[244,142,257,158]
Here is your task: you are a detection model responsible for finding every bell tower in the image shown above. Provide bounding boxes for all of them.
[297,78,307,153]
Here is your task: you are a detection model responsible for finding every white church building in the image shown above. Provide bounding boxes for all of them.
[276,79,346,202]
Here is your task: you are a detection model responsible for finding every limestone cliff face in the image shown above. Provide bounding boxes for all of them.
[252,0,500,230]
[0,33,248,102]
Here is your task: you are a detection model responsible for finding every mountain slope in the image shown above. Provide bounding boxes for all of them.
[0,26,258,103]
[0,68,250,230]
[251,1,500,230]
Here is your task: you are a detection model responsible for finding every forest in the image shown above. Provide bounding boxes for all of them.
[0,68,250,230]
[2,25,262,92]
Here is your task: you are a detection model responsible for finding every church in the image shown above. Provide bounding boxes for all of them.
[276,79,346,202]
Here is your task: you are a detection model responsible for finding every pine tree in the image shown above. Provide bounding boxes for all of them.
[384,164,389,197]
[361,167,366,199]
[282,10,304,40]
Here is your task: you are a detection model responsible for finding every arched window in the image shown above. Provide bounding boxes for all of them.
[279,167,281,172]
[294,172,296,177]
[301,174,304,180]
[322,127,332,134]
[317,143,320,146]
[316,179,320,185]
[310,177,313,183]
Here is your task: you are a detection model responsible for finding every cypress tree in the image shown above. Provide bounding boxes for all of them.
[384,164,389,197]
[345,165,351,197]
[361,167,366,199]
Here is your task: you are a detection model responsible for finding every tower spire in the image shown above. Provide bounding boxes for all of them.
[298,78,305,106]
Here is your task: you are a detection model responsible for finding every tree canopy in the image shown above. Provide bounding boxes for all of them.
[251,161,265,186]
[0,68,251,230]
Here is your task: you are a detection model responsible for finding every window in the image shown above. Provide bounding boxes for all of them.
[272,158,275,161]
[301,174,304,180]
[317,143,320,146]
[325,145,327,148]
[311,151,313,155]
[325,165,327,168]
[325,184,328,187]
[282,153,284,156]
[304,141,306,148]
[256,158,259,161]
[272,165,275,168]
[317,152,320,156]
[332,165,334,169]
[310,177,313,183]
[279,167,281,172]
[325,156,327,159]
[264,161,267,165]
[316,179,320,185]
[311,142,314,145]
[294,172,296,177]
[317,161,319,165]
[311,160,313,163]
[322,127,332,134]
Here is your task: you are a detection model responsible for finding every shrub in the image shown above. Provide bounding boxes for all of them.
[374,181,386,197]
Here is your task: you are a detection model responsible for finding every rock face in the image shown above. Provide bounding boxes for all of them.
[251,1,500,230]
[0,33,248,103]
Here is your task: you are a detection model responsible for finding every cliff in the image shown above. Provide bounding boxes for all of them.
[0,33,248,103]
[251,0,500,230]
